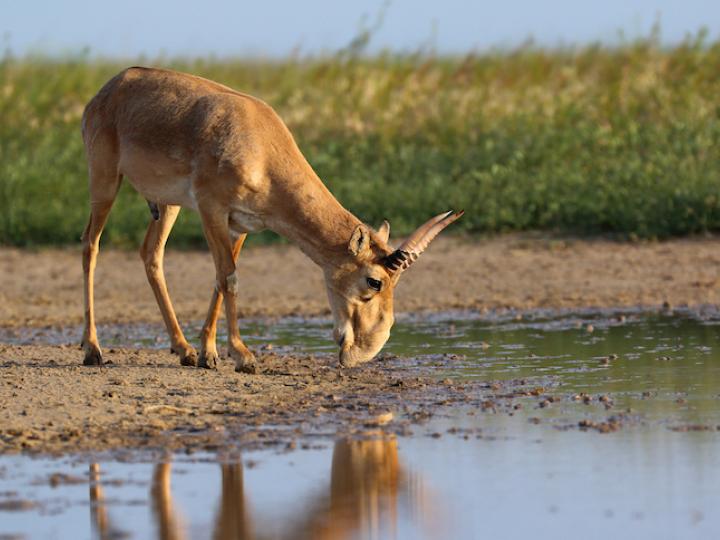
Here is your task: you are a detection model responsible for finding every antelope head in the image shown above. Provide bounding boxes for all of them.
[325,210,464,367]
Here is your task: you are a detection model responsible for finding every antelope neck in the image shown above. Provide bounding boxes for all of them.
[268,171,361,269]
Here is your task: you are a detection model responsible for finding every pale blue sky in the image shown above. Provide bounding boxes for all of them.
[2,0,718,57]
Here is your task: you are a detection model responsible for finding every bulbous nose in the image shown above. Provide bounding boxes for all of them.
[339,346,374,368]
[338,333,390,368]
[339,347,361,368]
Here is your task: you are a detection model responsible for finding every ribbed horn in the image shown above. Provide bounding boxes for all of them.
[383,210,464,273]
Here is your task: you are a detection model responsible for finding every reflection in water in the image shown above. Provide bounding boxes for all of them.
[151,463,185,540]
[89,463,128,540]
[335,437,402,536]
[89,436,427,540]
[14,313,717,540]
[308,436,403,540]
[213,464,253,540]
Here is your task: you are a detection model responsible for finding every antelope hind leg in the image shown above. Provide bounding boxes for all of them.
[81,200,115,365]
[140,204,198,367]
[198,233,246,369]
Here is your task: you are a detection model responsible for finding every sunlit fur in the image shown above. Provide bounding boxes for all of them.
[80,67,452,371]
[325,231,396,367]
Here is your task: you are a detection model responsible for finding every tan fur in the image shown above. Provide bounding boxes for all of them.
[80,67,450,370]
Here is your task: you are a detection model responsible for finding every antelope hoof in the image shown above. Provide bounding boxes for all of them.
[171,344,198,367]
[83,346,104,366]
[234,361,257,375]
[181,356,197,367]
[233,350,258,374]
[198,351,219,370]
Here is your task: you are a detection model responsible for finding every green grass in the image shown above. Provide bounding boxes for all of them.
[2,32,720,247]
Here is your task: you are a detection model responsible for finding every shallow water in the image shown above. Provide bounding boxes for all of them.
[2,310,720,539]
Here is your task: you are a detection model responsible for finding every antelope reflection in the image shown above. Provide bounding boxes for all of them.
[151,463,187,540]
[89,435,430,540]
[288,436,398,539]
[89,463,127,540]
[212,463,253,540]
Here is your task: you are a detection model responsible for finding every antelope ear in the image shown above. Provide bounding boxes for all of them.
[376,220,390,243]
[348,225,372,259]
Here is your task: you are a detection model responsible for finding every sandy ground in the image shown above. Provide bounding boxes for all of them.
[2,234,720,455]
[2,235,720,328]
[0,344,485,455]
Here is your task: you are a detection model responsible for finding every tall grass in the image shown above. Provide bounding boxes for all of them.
[2,33,720,247]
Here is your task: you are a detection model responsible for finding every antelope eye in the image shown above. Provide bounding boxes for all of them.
[366,277,382,292]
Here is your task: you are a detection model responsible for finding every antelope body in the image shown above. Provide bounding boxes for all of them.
[80,67,462,372]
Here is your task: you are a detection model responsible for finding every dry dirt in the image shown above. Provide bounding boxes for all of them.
[2,234,720,327]
[2,234,720,455]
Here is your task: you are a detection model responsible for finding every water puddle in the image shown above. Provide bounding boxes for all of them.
[2,309,720,538]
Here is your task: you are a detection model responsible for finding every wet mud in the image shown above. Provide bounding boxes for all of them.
[2,249,720,457]
[2,306,720,539]
[3,307,720,456]
[0,343,482,456]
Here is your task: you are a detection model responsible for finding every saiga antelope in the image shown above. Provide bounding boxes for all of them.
[80,67,462,373]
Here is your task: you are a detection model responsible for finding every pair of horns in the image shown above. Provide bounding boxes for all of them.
[383,210,464,273]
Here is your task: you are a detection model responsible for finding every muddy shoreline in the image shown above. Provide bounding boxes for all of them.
[3,234,720,456]
[0,343,492,456]
[4,308,719,457]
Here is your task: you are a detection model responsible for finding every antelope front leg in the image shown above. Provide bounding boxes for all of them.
[200,211,256,374]
[199,233,247,369]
